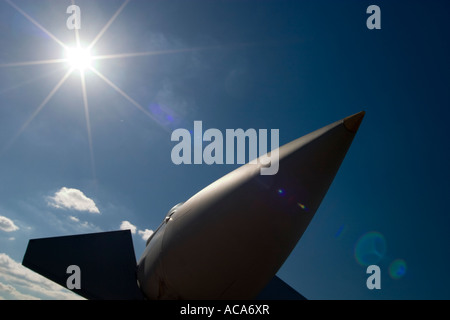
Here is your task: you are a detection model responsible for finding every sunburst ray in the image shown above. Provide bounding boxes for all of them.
[0,58,67,68]
[5,0,68,50]
[1,68,73,155]
[89,67,169,131]
[88,0,131,50]
[79,70,97,181]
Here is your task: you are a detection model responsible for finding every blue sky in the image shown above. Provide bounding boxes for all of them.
[0,0,449,299]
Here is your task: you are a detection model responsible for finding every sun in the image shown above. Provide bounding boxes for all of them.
[65,46,92,71]
[1,0,177,178]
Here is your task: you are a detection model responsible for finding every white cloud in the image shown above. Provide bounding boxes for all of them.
[67,216,100,233]
[0,282,39,300]
[119,221,153,241]
[47,187,100,214]
[0,253,83,300]
[138,229,154,241]
[0,216,19,232]
[69,216,79,223]
[120,221,137,234]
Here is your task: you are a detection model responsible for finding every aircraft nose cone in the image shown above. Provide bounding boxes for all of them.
[272,111,365,216]
[344,111,365,133]
[146,112,365,299]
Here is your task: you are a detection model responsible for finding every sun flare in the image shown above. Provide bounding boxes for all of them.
[65,47,92,71]
[1,0,165,179]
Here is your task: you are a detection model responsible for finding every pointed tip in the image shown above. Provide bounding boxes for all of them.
[343,111,365,133]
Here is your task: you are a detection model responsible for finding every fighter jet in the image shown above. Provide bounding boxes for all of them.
[22,111,365,300]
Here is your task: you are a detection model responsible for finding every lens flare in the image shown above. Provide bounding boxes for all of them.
[389,259,407,279]
[297,202,308,212]
[335,224,345,238]
[354,231,386,266]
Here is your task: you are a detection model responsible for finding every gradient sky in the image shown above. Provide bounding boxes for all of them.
[0,0,449,300]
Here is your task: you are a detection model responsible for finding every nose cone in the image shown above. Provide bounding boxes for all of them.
[272,110,365,216]
[143,112,365,299]
[344,111,365,133]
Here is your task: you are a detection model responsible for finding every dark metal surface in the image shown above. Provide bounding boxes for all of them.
[23,230,144,300]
